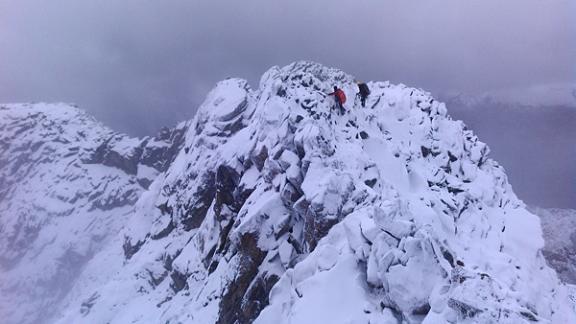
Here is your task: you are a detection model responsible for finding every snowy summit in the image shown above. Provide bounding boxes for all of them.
[0,62,574,324]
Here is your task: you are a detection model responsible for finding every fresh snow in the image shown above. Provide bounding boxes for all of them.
[1,63,575,324]
[0,103,186,324]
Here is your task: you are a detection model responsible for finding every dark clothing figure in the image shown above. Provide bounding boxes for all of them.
[328,86,346,115]
[357,82,370,107]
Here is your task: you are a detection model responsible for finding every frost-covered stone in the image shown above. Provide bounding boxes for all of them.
[1,62,575,324]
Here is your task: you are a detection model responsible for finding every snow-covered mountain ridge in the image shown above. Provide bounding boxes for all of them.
[0,103,187,324]
[1,62,574,323]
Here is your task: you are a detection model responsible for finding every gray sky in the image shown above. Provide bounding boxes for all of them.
[1,0,574,134]
[1,0,575,207]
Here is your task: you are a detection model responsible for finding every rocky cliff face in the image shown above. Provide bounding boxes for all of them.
[1,63,575,324]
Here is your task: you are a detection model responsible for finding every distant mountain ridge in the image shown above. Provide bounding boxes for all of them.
[441,83,576,109]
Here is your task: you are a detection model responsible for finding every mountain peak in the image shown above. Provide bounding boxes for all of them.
[1,63,574,324]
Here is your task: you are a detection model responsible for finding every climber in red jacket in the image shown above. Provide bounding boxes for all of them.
[328,86,346,115]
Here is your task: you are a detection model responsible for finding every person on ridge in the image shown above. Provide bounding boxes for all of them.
[328,86,346,115]
[356,81,370,107]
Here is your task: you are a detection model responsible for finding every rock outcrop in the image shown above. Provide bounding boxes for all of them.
[1,62,574,324]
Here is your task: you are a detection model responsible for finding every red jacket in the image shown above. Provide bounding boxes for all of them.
[329,89,346,104]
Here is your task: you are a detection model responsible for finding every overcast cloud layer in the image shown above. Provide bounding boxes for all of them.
[1,0,575,207]
[1,0,575,133]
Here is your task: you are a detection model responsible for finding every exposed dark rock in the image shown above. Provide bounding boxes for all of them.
[216,116,246,137]
[263,160,283,185]
[137,178,153,189]
[441,248,455,267]
[180,171,216,231]
[217,233,267,324]
[151,219,175,240]
[293,198,310,217]
[252,146,268,171]
[447,298,482,319]
[140,125,188,172]
[240,273,280,322]
[301,98,317,110]
[447,186,464,195]
[219,98,248,122]
[169,270,189,293]
[448,151,458,162]
[214,165,240,219]
[89,188,138,211]
[86,124,187,177]
[87,137,141,175]
[304,208,339,252]
[123,236,146,260]
[412,303,431,316]
[208,260,219,274]
[146,268,168,288]
[202,245,218,270]
[156,201,173,215]
[164,254,175,272]
[519,311,539,322]
[364,178,377,188]
[237,185,256,210]
[215,219,236,257]
[421,146,432,158]
[280,182,303,206]
[287,234,304,255]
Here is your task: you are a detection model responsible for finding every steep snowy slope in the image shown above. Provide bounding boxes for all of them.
[0,103,186,324]
[530,207,576,284]
[45,62,575,324]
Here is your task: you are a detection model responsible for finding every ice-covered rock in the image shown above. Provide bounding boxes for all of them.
[1,62,574,324]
